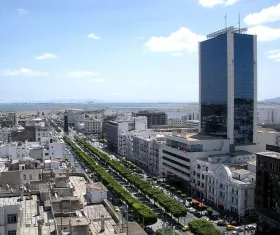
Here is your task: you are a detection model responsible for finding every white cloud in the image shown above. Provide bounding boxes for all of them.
[244,3,280,26]
[88,78,105,83]
[267,49,280,62]
[36,53,58,60]
[144,27,205,53]
[248,25,280,41]
[0,68,48,77]
[170,52,183,57]
[17,8,27,15]
[198,0,238,8]
[88,33,100,40]
[59,71,99,78]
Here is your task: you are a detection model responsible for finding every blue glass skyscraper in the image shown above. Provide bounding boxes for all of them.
[199,27,257,145]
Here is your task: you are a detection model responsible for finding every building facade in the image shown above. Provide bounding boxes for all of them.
[199,27,257,145]
[207,164,255,217]
[132,134,165,176]
[255,151,280,234]
[258,108,280,124]
[161,133,230,188]
[135,111,167,128]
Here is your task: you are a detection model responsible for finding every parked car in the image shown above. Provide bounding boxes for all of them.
[188,207,196,213]
[235,227,244,233]
[182,226,190,232]
[226,225,236,231]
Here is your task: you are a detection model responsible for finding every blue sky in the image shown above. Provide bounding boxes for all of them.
[0,0,280,103]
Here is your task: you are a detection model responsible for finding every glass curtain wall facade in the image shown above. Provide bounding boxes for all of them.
[200,29,255,145]
[200,34,228,138]
[233,34,254,144]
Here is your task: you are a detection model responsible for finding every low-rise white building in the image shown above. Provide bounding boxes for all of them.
[0,198,21,235]
[75,118,102,134]
[162,133,230,186]
[86,182,107,204]
[207,164,255,217]
[132,134,165,176]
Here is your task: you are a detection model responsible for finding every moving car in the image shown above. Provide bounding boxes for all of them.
[182,226,190,231]
[226,225,236,231]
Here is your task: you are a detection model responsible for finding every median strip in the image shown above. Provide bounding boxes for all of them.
[64,137,157,225]
[74,136,187,219]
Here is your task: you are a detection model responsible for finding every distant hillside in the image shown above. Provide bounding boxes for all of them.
[259,97,280,104]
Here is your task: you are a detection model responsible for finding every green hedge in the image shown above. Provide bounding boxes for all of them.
[64,137,157,225]
[74,136,187,218]
[188,220,222,235]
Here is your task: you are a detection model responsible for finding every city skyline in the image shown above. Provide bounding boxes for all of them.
[0,0,280,102]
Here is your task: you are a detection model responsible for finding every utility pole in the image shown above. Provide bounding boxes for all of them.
[60,201,63,235]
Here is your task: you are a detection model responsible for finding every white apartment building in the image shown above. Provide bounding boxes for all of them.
[0,137,65,162]
[258,108,280,124]
[106,116,148,154]
[132,134,165,176]
[45,138,65,161]
[119,129,153,157]
[35,126,50,143]
[75,118,102,134]
[25,117,46,127]
[0,128,11,144]
[162,133,230,187]
[0,198,21,235]
[192,151,256,199]
[207,164,255,217]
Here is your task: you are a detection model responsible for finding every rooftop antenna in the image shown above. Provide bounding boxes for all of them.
[224,14,227,29]
[238,12,241,33]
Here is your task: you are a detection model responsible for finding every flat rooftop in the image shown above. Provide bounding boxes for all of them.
[229,150,252,156]
[233,169,251,175]
[257,151,280,160]
[173,133,224,141]
[87,182,108,192]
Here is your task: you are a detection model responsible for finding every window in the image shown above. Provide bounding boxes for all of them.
[8,231,16,235]
[7,214,17,224]
[29,174,32,180]
[23,175,26,180]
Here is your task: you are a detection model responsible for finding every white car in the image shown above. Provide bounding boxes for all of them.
[188,207,196,213]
